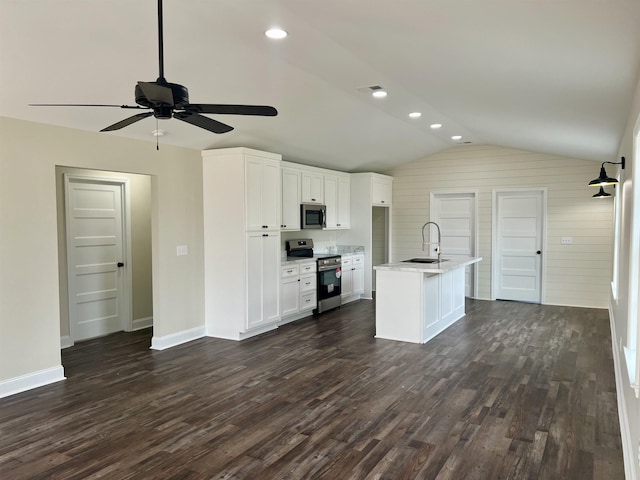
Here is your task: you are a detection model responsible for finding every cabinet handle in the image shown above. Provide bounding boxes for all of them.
[263,234,268,237]
[287,269,293,273]
[381,200,385,203]
[311,198,316,201]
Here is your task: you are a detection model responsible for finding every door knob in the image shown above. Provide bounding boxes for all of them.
[536,251,541,255]
[117,262,125,267]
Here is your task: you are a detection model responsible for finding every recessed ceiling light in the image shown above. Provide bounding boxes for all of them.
[430,123,442,129]
[265,28,287,39]
[451,135,463,140]
[409,112,422,118]
[372,90,387,98]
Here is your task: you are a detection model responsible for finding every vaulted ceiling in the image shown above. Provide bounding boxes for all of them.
[1,0,639,171]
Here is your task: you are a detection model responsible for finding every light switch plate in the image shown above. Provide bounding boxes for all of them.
[177,245,188,256]
[561,237,573,245]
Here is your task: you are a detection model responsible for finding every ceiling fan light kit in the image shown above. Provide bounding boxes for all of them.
[29,0,277,136]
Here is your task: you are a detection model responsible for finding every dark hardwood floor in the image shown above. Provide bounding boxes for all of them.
[0,299,624,479]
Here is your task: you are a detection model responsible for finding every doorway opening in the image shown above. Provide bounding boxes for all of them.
[56,167,153,348]
[372,206,390,292]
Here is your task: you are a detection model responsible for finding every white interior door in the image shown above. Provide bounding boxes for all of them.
[430,192,477,298]
[65,176,129,341]
[494,189,545,303]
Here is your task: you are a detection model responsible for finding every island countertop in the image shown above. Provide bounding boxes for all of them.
[374,256,482,274]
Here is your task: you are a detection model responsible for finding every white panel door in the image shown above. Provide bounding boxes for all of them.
[431,192,476,297]
[66,178,127,341]
[495,190,544,303]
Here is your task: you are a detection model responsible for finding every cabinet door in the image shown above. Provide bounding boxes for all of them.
[262,233,281,324]
[261,160,281,230]
[281,277,300,317]
[281,167,301,231]
[246,232,264,328]
[342,268,353,297]
[246,232,280,329]
[372,178,392,206]
[324,174,338,229]
[353,265,364,294]
[245,159,264,231]
[337,175,350,229]
[301,172,324,203]
[246,157,281,231]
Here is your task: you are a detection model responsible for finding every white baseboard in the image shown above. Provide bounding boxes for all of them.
[132,316,153,331]
[60,335,74,349]
[609,304,636,480]
[0,365,66,399]
[150,326,205,350]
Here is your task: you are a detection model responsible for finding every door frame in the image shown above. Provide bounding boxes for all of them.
[429,189,479,299]
[64,174,133,341]
[491,187,547,303]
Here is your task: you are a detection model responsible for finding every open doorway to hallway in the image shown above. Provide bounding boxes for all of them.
[55,166,153,348]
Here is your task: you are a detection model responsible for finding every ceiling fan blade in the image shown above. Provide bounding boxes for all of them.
[29,103,146,109]
[174,111,233,134]
[100,112,154,132]
[184,104,278,116]
[138,81,174,106]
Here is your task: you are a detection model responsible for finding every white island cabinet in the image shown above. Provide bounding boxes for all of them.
[373,257,482,344]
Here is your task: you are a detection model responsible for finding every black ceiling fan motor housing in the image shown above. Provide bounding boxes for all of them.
[135,81,190,113]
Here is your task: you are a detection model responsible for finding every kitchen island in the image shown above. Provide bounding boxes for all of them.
[373,256,482,344]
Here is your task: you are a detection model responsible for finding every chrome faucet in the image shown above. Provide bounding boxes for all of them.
[421,221,441,261]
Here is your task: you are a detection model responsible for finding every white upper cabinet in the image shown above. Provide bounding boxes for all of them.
[246,155,281,231]
[281,167,301,231]
[324,174,350,230]
[301,171,324,204]
[337,175,350,229]
[372,176,392,206]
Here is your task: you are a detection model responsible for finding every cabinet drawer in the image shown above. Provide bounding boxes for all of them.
[353,255,364,266]
[300,291,317,312]
[281,264,300,278]
[341,256,352,267]
[300,274,316,293]
[299,262,317,274]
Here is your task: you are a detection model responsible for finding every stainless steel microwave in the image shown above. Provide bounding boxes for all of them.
[301,203,326,229]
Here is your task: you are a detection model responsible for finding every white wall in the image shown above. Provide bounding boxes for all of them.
[0,117,204,388]
[387,145,613,308]
[610,73,640,480]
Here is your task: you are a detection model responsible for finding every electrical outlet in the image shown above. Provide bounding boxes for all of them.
[561,237,573,245]
[176,245,188,256]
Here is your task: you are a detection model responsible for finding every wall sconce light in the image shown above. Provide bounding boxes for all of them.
[588,156,625,187]
[592,186,612,198]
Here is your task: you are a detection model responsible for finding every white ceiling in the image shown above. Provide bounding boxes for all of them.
[2,0,639,172]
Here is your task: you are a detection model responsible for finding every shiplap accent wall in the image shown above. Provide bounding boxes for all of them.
[386,145,614,308]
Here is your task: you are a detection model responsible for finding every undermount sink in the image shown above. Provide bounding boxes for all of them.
[403,258,448,264]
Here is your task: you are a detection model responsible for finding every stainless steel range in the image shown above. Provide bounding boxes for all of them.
[315,254,342,313]
[286,238,342,314]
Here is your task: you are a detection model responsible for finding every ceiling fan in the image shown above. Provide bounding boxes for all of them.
[30,0,277,134]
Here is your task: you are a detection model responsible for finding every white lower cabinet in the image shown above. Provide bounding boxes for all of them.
[341,254,364,302]
[280,260,317,322]
[281,265,300,317]
[247,232,281,330]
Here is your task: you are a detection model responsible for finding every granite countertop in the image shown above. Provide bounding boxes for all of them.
[374,256,482,274]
